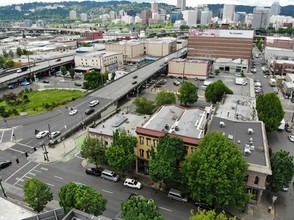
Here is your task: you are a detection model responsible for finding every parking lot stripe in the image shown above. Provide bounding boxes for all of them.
[0,131,4,143]
[158,207,172,212]
[102,189,113,194]
[17,142,34,149]
[5,161,32,182]
[40,167,48,171]
[10,129,14,141]
[54,176,63,180]
[47,183,55,187]
[14,164,40,186]
[8,147,26,154]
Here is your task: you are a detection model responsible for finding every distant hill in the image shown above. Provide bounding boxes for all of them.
[0,1,292,22]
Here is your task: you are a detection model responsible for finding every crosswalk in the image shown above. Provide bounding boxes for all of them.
[0,129,15,143]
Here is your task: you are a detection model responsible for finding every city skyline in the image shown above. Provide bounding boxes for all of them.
[0,0,292,7]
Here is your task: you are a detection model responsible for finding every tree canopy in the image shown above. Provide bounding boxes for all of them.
[177,81,198,106]
[105,130,137,173]
[121,195,164,220]
[83,70,107,90]
[155,90,176,108]
[59,182,107,215]
[149,135,185,185]
[81,135,107,168]
[190,209,237,220]
[24,178,53,213]
[267,150,294,192]
[183,132,250,209]
[205,80,233,104]
[133,96,155,114]
[256,93,285,132]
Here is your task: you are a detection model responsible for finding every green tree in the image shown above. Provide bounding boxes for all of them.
[180,24,190,30]
[133,96,155,114]
[0,55,5,67]
[121,194,164,220]
[155,90,176,108]
[256,93,285,132]
[16,47,23,57]
[80,136,107,168]
[8,50,14,58]
[105,130,137,173]
[60,66,67,76]
[149,136,185,185]
[177,81,198,106]
[83,70,105,89]
[183,132,250,209]
[267,150,294,192]
[5,59,14,67]
[190,209,237,220]
[69,68,75,79]
[215,69,220,75]
[59,182,107,215]
[205,80,233,104]
[2,49,8,58]
[24,178,53,213]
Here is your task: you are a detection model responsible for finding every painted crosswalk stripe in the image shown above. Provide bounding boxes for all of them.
[47,183,55,187]
[40,167,48,171]
[158,207,172,212]
[28,172,36,176]
[102,189,113,194]
[54,176,63,180]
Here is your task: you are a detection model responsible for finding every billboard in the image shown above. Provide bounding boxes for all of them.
[189,29,254,39]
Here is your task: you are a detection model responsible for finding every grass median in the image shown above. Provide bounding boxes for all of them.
[0,89,86,117]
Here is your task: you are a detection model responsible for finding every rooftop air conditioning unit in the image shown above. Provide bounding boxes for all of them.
[175,126,179,131]
[165,124,169,130]
[248,128,254,135]
[220,121,225,128]
[244,145,251,156]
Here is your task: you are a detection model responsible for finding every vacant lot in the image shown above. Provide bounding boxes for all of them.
[0,89,86,116]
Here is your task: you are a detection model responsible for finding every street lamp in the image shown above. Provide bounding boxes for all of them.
[0,176,7,198]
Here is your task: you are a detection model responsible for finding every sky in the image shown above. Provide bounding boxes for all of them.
[0,0,293,7]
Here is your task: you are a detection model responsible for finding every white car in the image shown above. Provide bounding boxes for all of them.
[69,109,78,116]
[89,100,99,107]
[16,69,22,73]
[123,178,142,190]
[36,130,49,139]
[289,135,294,142]
[50,131,61,139]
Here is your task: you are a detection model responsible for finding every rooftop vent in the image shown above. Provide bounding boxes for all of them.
[244,145,251,156]
[248,128,254,135]
[237,140,241,144]
[220,121,225,128]
[165,124,169,130]
[175,126,179,131]
[228,134,233,140]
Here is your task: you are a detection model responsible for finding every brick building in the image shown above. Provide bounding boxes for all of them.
[80,31,103,40]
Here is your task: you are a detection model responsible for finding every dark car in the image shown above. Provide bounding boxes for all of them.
[132,81,137,85]
[0,160,12,170]
[85,108,95,115]
[43,80,49,83]
[285,123,292,132]
[56,58,61,62]
[132,75,138,79]
[74,82,82,86]
[195,202,214,211]
[8,84,16,89]
[86,168,102,176]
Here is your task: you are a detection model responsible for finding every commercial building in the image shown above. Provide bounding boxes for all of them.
[281,73,294,97]
[271,59,294,75]
[136,105,208,174]
[80,31,103,40]
[208,94,272,204]
[222,4,235,23]
[213,58,248,74]
[168,58,211,80]
[143,38,177,57]
[176,0,186,11]
[270,1,281,16]
[182,10,197,27]
[200,10,212,25]
[188,29,254,60]
[74,50,123,73]
[170,11,183,23]
[105,41,144,63]
[151,1,158,13]
[252,7,270,29]
[80,13,88,22]
[142,10,152,24]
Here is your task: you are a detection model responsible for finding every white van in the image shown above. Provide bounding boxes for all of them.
[167,188,188,202]
[101,169,119,182]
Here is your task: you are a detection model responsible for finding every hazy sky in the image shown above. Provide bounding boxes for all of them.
[0,0,293,7]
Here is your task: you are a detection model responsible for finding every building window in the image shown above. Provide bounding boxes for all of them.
[254,176,259,185]
[153,139,158,147]
[184,146,189,155]
[147,138,151,146]
[244,175,249,183]
[146,150,150,159]
[139,149,144,157]
[139,136,144,144]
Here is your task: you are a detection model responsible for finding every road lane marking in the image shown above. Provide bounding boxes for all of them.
[40,167,48,171]
[28,172,36,176]
[0,131,4,143]
[47,183,55,187]
[5,161,32,182]
[158,207,172,212]
[24,140,33,145]
[17,142,34,149]
[8,148,26,154]
[102,189,113,194]
[14,164,40,186]
[10,129,14,141]
[34,170,42,173]
[54,176,63,180]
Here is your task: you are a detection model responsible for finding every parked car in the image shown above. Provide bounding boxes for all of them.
[8,84,16,89]
[85,108,95,115]
[173,80,181,86]
[101,169,119,182]
[132,75,138,79]
[16,69,22,73]
[132,81,137,85]
[43,80,49,83]
[50,131,61,139]
[123,178,142,190]
[168,188,188,202]
[0,160,12,170]
[250,68,257,73]
[56,58,61,62]
[194,202,214,211]
[289,135,294,142]
[89,100,99,107]
[74,82,82,87]
[285,123,292,132]
[69,109,78,116]
[86,168,102,176]
[36,130,49,139]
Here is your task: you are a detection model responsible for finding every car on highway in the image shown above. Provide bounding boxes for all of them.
[36,130,49,139]
[8,84,16,89]
[69,109,78,116]
[132,75,138,79]
[85,108,95,115]
[0,160,12,170]
[132,81,137,85]
[86,167,102,176]
[56,58,61,62]
[43,80,49,83]
[50,131,61,139]
[89,100,99,107]
[250,68,257,73]
[123,178,142,190]
[289,135,294,142]
[16,68,22,73]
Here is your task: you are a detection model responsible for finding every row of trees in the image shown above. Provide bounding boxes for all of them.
[83,70,108,90]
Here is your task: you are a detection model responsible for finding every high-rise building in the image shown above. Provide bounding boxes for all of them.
[170,11,183,23]
[252,7,270,29]
[176,0,186,11]
[222,4,235,23]
[270,1,281,16]
[151,1,158,13]
[109,11,117,20]
[141,10,152,24]
[182,10,197,27]
[80,13,88,22]
[234,12,246,25]
[119,10,125,18]
[69,10,77,19]
[200,9,212,25]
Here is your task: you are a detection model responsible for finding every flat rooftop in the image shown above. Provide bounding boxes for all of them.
[0,197,34,219]
[209,117,267,166]
[76,50,121,58]
[215,58,248,65]
[171,58,209,64]
[143,105,206,139]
